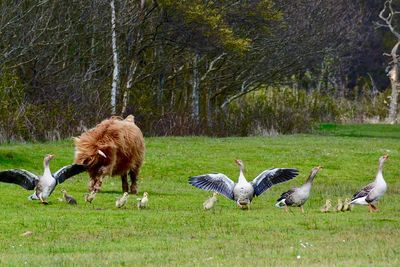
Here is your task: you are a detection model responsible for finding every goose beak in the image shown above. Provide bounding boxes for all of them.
[383,154,389,160]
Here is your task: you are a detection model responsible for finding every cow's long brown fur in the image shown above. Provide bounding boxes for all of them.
[74,115,145,193]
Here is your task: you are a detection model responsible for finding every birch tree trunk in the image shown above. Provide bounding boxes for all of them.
[387,42,400,124]
[121,0,146,116]
[379,1,400,124]
[110,0,120,115]
[192,52,200,124]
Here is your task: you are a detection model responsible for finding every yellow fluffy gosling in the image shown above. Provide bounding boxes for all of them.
[116,192,129,208]
[137,192,149,209]
[320,199,332,213]
[203,192,218,210]
[342,198,353,211]
[335,198,343,212]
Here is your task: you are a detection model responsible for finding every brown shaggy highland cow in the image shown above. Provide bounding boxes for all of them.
[74,115,145,194]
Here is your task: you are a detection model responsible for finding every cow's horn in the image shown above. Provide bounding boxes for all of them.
[97,150,107,158]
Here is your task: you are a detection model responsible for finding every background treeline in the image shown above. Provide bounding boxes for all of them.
[0,0,396,141]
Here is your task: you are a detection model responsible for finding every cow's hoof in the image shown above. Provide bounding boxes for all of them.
[130,185,138,195]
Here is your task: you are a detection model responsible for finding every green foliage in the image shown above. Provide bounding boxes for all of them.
[0,70,24,108]
[157,0,282,53]
[0,69,26,141]
[316,123,400,139]
[0,130,400,265]
[221,87,390,135]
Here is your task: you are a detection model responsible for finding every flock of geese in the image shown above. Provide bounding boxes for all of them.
[0,153,389,213]
[190,155,389,213]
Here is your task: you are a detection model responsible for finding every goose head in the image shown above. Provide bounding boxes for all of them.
[123,192,129,198]
[235,159,244,169]
[212,192,219,198]
[380,154,389,163]
[307,166,322,181]
[44,154,54,166]
[313,166,322,173]
[143,192,148,198]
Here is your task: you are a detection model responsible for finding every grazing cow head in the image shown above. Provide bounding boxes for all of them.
[74,138,116,175]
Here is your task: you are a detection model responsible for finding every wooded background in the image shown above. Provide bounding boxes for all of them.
[0,0,399,141]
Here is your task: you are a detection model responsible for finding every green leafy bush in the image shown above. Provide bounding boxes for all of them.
[219,87,390,135]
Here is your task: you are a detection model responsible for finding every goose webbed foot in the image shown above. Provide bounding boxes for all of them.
[39,195,48,205]
[368,204,376,213]
[370,204,379,212]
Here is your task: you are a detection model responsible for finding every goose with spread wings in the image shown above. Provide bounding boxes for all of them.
[189,159,299,209]
[0,154,87,204]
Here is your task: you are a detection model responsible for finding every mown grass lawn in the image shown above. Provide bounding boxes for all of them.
[0,124,399,266]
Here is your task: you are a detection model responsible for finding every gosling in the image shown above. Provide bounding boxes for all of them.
[341,198,353,212]
[137,192,149,209]
[61,189,77,205]
[116,192,129,208]
[335,198,343,212]
[203,192,218,210]
[84,191,97,204]
[320,199,332,213]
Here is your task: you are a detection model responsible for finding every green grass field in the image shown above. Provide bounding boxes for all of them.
[0,124,399,266]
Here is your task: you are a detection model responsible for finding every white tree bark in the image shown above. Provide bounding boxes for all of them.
[110,0,120,115]
[387,41,400,124]
[121,0,146,116]
[379,0,400,123]
[192,52,200,123]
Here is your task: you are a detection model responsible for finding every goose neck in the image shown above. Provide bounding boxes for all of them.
[43,161,52,176]
[376,160,385,181]
[238,166,247,183]
[305,172,317,184]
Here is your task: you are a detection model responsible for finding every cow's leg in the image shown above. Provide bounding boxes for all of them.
[129,169,138,194]
[88,178,96,192]
[93,176,103,192]
[121,173,129,193]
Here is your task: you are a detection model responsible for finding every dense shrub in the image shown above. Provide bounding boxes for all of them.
[218,87,390,136]
[0,78,392,141]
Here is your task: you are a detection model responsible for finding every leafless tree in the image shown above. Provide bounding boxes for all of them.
[378,0,400,124]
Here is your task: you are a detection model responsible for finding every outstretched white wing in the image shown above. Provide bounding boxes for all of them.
[189,173,235,200]
[53,164,87,184]
[0,169,39,190]
[251,168,299,196]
